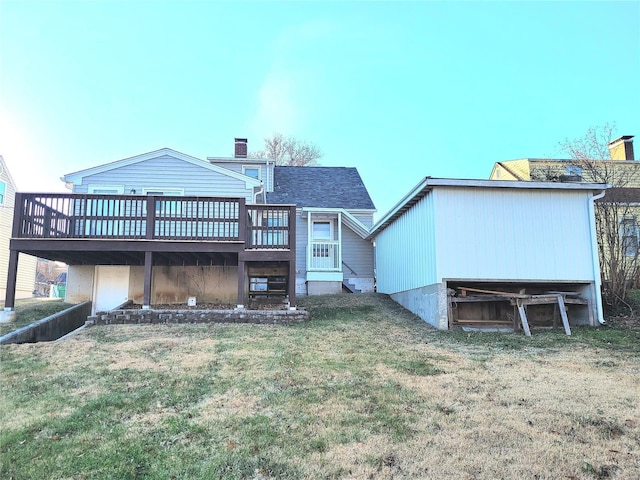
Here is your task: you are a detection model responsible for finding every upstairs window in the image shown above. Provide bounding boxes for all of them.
[620,216,639,257]
[243,165,261,180]
[0,181,5,205]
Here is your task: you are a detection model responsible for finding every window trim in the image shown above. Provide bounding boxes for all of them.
[141,187,185,196]
[88,184,124,194]
[242,165,261,180]
[620,216,639,257]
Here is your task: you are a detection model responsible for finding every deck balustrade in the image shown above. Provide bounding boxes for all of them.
[13,193,293,249]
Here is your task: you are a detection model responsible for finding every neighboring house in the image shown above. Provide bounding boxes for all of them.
[0,156,37,303]
[368,178,607,331]
[266,166,376,295]
[3,139,375,315]
[490,136,637,184]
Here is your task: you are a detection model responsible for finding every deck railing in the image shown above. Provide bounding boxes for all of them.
[308,240,341,270]
[13,193,294,249]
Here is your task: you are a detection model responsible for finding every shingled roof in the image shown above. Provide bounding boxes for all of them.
[266,166,375,210]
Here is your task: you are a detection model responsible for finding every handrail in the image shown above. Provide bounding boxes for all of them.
[13,193,295,249]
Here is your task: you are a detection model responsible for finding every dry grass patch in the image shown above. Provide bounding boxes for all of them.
[1,293,639,479]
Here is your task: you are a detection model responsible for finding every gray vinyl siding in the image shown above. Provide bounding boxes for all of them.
[341,227,374,278]
[209,160,274,192]
[351,213,375,229]
[73,155,253,200]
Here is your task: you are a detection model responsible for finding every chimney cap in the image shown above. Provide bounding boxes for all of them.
[608,135,634,147]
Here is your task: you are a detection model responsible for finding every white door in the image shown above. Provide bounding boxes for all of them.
[93,266,130,313]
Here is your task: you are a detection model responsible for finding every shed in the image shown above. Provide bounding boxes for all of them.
[368,178,607,331]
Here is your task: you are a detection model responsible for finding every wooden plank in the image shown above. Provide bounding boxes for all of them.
[458,286,528,298]
[557,295,571,336]
[451,295,511,302]
[517,302,531,336]
[452,319,511,324]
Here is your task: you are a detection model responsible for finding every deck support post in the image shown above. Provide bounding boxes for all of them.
[237,258,245,309]
[1,250,19,322]
[143,251,153,309]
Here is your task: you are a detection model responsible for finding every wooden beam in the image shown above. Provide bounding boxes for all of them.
[557,295,571,336]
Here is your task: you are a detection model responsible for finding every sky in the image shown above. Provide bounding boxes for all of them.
[1,0,639,220]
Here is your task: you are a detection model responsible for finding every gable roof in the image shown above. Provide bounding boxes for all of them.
[266,166,375,210]
[62,148,262,187]
[369,177,608,239]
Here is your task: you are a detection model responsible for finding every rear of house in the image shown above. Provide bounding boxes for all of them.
[370,178,606,331]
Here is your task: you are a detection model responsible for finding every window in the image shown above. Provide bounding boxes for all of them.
[242,166,261,180]
[566,165,583,177]
[312,221,332,240]
[0,181,5,205]
[620,216,639,256]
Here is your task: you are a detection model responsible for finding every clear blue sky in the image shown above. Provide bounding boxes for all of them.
[1,1,639,219]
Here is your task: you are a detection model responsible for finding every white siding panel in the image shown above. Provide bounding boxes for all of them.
[75,155,253,200]
[434,187,595,281]
[375,193,437,293]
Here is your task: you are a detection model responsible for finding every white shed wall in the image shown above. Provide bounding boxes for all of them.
[434,187,596,282]
[374,193,437,294]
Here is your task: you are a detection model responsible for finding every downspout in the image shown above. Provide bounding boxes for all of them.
[253,185,264,204]
[589,189,606,324]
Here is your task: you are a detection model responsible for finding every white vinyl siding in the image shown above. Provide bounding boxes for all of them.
[433,187,595,282]
[374,193,438,293]
[73,155,253,200]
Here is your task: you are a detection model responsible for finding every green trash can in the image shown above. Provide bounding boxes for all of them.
[57,285,66,299]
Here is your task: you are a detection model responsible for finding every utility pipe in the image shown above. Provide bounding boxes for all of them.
[588,189,606,324]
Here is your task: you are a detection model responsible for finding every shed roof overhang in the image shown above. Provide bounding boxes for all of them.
[367,177,609,240]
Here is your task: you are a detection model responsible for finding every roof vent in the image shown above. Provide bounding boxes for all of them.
[235,138,248,158]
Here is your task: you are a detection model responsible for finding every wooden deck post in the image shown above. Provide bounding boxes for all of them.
[142,251,153,309]
[3,250,19,311]
[237,258,245,308]
[288,207,296,308]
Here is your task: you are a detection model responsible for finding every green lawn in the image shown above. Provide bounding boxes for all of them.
[1,293,639,479]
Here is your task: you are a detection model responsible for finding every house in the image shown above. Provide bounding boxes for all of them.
[3,139,375,316]
[490,136,637,184]
[0,156,37,305]
[368,177,607,331]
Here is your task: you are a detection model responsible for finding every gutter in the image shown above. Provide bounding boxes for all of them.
[589,189,606,324]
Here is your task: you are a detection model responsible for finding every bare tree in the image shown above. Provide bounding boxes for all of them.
[250,133,322,166]
[559,124,640,309]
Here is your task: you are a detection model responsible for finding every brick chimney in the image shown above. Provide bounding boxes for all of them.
[234,138,248,158]
[608,135,635,161]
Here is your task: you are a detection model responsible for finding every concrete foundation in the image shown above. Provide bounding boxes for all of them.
[390,283,449,330]
[307,281,342,295]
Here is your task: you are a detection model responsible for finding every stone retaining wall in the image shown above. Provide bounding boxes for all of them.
[87,308,309,326]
